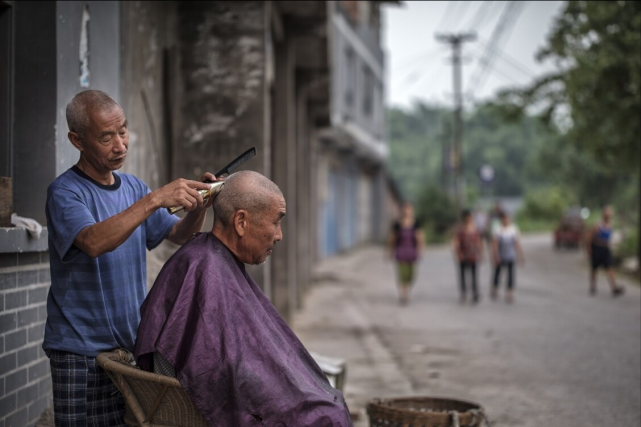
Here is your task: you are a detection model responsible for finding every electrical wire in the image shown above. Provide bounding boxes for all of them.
[468,1,527,94]
[476,36,536,79]
[437,1,461,31]
[465,1,495,32]
[452,1,472,32]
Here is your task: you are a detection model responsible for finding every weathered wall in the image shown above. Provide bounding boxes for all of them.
[119,1,182,288]
[176,1,269,179]
[12,2,57,225]
[56,0,121,180]
[3,3,121,426]
[176,1,273,294]
[120,0,177,190]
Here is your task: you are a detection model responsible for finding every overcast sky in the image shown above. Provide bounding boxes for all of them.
[382,1,566,109]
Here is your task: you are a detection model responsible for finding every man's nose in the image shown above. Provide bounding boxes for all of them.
[275,224,283,242]
[113,134,127,153]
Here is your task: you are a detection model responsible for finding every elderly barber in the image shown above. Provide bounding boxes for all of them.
[43,90,219,426]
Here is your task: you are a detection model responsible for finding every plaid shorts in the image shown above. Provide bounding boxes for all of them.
[49,350,126,427]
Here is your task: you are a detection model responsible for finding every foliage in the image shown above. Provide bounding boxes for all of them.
[414,185,458,243]
[387,102,553,202]
[497,0,641,173]
[519,186,576,221]
[616,227,639,259]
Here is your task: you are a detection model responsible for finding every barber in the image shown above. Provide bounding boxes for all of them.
[42,90,218,426]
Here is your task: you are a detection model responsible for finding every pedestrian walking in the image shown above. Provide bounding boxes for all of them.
[585,206,625,297]
[484,201,503,245]
[491,211,525,304]
[387,202,424,305]
[452,210,484,304]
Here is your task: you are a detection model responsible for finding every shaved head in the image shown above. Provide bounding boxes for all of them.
[213,171,283,227]
[67,90,121,140]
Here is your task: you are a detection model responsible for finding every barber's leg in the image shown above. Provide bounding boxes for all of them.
[86,356,126,426]
[50,350,126,427]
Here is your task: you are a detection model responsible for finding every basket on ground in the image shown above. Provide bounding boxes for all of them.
[367,396,489,427]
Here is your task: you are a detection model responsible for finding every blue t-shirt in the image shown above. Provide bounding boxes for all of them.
[43,166,179,357]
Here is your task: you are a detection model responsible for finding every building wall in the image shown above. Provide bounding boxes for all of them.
[1,2,121,425]
[329,2,386,157]
[0,249,51,427]
[315,1,390,258]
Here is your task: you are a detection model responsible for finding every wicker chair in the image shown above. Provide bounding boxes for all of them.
[96,349,208,427]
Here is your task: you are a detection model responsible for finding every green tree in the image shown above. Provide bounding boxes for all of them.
[498,0,640,266]
[501,1,641,172]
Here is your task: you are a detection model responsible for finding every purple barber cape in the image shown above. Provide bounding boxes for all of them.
[134,233,353,427]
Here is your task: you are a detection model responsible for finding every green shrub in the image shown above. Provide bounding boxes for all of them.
[616,228,639,259]
[415,186,458,243]
[520,186,576,221]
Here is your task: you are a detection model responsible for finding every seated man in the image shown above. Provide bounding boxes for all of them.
[134,171,353,427]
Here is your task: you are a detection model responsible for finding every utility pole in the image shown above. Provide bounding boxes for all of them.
[436,32,476,214]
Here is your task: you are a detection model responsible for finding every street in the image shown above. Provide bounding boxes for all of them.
[292,234,641,427]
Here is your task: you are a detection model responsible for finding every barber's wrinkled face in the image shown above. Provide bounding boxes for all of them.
[245,195,286,265]
[75,107,129,174]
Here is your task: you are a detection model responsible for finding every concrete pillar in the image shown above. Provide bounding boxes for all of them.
[373,166,387,243]
[271,38,296,319]
[176,1,272,292]
[295,81,310,308]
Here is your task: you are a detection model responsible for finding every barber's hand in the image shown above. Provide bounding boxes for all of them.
[199,172,225,210]
[152,178,213,212]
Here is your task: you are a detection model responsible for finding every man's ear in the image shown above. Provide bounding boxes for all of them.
[68,132,84,152]
[234,210,248,237]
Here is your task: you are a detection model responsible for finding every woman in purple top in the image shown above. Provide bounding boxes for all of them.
[387,203,424,305]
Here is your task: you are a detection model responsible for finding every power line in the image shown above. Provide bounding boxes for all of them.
[452,1,473,31]
[465,1,495,32]
[471,48,523,86]
[392,47,443,71]
[468,1,527,95]
[476,37,536,79]
[403,62,445,92]
[437,1,461,31]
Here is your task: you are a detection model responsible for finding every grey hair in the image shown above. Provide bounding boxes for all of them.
[66,90,121,139]
[213,170,283,226]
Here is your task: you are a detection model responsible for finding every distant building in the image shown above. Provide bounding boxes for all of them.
[0,2,396,425]
[317,1,392,258]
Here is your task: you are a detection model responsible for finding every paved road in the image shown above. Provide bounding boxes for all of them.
[293,234,641,427]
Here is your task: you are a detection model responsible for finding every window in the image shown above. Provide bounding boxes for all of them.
[362,66,373,117]
[344,48,355,107]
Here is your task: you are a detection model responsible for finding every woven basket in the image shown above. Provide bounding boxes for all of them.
[367,396,489,427]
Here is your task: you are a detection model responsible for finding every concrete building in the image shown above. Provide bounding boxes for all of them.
[0,1,395,425]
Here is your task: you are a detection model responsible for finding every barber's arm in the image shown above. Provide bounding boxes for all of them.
[74,177,213,258]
